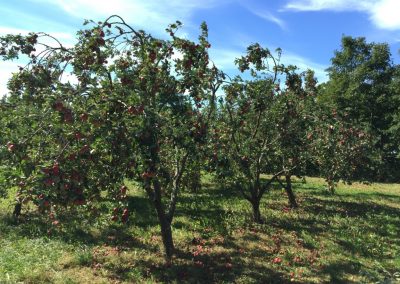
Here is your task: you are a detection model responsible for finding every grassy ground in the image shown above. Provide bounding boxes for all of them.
[0,176,399,283]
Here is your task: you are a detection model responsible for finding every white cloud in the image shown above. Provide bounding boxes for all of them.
[238,1,287,30]
[284,0,372,12]
[0,27,74,41]
[32,0,230,34]
[0,62,20,97]
[209,46,328,83]
[370,0,400,30]
[284,0,400,30]
[209,48,242,71]
[249,10,287,30]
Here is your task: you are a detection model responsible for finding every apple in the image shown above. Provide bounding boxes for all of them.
[225,263,233,269]
[73,199,85,206]
[120,185,127,195]
[79,144,90,154]
[141,171,155,179]
[53,101,64,111]
[127,106,137,115]
[64,112,73,123]
[149,51,156,62]
[121,208,129,223]
[80,113,89,121]
[52,163,60,175]
[74,132,83,140]
[7,142,15,152]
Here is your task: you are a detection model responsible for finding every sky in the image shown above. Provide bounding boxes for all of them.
[1,0,400,96]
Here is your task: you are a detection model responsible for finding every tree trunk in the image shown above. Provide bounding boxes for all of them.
[285,175,298,208]
[13,202,22,217]
[327,179,335,194]
[153,197,174,262]
[251,198,263,224]
[146,177,175,262]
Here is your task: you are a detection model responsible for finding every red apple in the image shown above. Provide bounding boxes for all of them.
[80,113,89,121]
[44,178,54,186]
[79,144,90,154]
[272,257,282,264]
[120,185,127,195]
[53,101,64,111]
[127,106,137,115]
[7,142,15,152]
[52,163,60,175]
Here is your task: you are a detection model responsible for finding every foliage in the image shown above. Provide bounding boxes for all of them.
[0,17,398,265]
[309,111,372,192]
[0,16,222,260]
[208,43,286,223]
[319,35,400,181]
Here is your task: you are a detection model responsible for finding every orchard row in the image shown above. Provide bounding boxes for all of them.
[1,16,396,260]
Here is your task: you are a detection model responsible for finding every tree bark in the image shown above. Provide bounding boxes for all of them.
[327,178,335,194]
[153,195,174,261]
[145,177,175,262]
[13,202,22,217]
[285,175,298,208]
[251,198,263,224]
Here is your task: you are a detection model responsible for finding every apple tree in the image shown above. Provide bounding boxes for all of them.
[267,68,318,208]
[309,110,372,193]
[0,15,221,261]
[210,44,286,223]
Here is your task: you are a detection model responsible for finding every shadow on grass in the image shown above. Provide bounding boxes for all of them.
[0,195,160,252]
[320,260,363,284]
[304,196,400,221]
[108,238,287,284]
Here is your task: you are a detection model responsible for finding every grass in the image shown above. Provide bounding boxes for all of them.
[0,176,399,283]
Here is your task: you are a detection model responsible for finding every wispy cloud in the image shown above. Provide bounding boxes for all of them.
[238,1,287,30]
[209,48,242,71]
[250,10,287,30]
[0,26,74,42]
[283,0,400,30]
[32,0,230,35]
[283,0,371,12]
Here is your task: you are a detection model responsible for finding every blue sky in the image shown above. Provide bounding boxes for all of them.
[1,0,400,95]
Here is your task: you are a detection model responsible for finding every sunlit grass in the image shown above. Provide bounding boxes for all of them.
[0,176,399,283]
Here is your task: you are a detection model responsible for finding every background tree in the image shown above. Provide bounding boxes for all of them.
[319,36,399,181]
[309,108,372,193]
[267,68,318,208]
[210,44,286,223]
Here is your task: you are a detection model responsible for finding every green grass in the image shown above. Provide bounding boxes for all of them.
[0,176,399,283]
